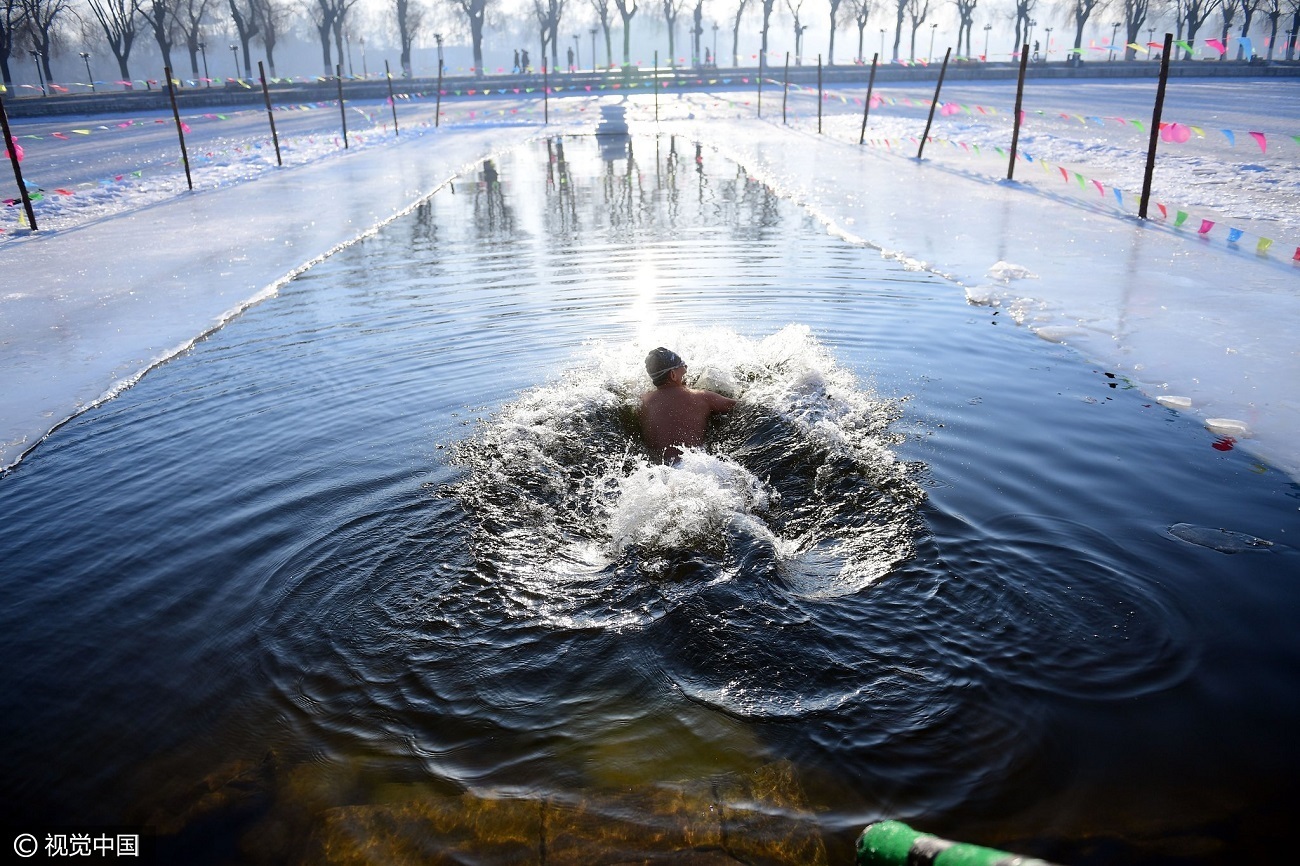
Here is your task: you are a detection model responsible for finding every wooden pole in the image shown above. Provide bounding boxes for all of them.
[1139,33,1175,220]
[817,54,823,134]
[0,90,37,231]
[782,51,790,124]
[385,60,399,135]
[165,66,194,189]
[336,64,348,148]
[1006,43,1030,179]
[654,50,660,121]
[916,47,951,160]
[258,61,282,166]
[435,60,443,127]
[859,52,879,145]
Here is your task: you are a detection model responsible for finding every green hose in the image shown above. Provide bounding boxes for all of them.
[857,821,1061,866]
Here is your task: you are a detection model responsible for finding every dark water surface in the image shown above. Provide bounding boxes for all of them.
[2,134,1297,865]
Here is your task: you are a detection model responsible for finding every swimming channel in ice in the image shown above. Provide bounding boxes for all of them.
[446,324,922,622]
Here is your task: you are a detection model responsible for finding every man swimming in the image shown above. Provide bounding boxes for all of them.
[638,347,737,464]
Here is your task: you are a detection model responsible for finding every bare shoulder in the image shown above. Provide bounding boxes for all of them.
[698,389,737,413]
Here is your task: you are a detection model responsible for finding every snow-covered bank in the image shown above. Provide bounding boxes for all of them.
[0,114,576,470]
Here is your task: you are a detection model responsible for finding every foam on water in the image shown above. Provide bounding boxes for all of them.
[447,324,922,622]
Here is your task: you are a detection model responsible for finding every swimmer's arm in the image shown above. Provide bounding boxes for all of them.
[705,391,737,414]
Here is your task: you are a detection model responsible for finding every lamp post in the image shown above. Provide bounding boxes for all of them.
[1027,19,1037,56]
[79,51,95,92]
[1147,27,1155,59]
[345,31,354,77]
[1110,22,1121,60]
[573,34,580,70]
[928,22,938,61]
[30,50,46,95]
[591,27,598,70]
[983,23,992,60]
[712,22,718,66]
[880,28,886,61]
[434,33,444,75]
[199,41,210,86]
[230,43,239,80]
[360,36,367,77]
[1044,27,1052,60]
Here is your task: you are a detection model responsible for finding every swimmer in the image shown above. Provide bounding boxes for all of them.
[638,347,737,464]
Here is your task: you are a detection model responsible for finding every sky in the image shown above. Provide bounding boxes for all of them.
[2,75,1298,480]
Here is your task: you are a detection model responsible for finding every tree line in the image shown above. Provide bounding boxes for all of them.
[3,0,1297,90]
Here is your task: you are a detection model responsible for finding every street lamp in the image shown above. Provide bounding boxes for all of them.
[345,31,354,77]
[712,22,719,66]
[591,27,598,71]
[1044,27,1052,60]
[1110,22,1121,60]
[360,36,367,77]
[230,43,239,80]
[929,22,938,62]
[434,33,444,75]
[1027,19,1037,56]
[983,23,992,60]
[79,51,95,92]
[573,34,580,71]
[880,28,886,61]
[29,50,46,96]
[199,41,210,86]
[1147,27,1155,60]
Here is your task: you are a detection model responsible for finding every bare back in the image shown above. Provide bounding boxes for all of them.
[639,383,736,464]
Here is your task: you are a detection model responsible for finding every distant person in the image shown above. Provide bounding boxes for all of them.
[568,46,575,71]
[704,47,712,67]
[522,49,531,72]
[513,49,521,73]
[639,347,736,464]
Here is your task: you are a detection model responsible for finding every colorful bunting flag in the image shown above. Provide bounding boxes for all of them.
[1198,219,1215,235]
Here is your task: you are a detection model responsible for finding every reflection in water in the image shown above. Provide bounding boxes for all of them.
[474,158,513,236]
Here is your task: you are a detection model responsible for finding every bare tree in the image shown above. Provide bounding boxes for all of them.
[849,0,872,60]
[826,0,844,62]
[256,0,288,75]
[1232,0,1262,56]
[1010,0,1038,54]
[661,0,685,65]
[22,0,72,82]
[393,0,424,76]
[1119,0,1150,59]
[1288,0,1299,59]
[88,0,141,80]
[889,0,905,59]
[1068,0,1105,55]
[329,0,360,77]
[589,0,612,66]
[445,0,488,71]
[1181,0,1222,58]
[304,0,335,73]
[905,0,928,59]
[139,0,179,74]
[1,0,30,87]
[953,0,977,56]
[785,0,805,62]
[227,0,259,77]
[691,0,701,64]
[531,0,564,68]
[729,0,749,65]
[173,0,213,78]
[611,0,635,65]
[757,0,775,61]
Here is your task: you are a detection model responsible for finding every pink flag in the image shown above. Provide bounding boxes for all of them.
[1248,131,1266,153]
[1206,38,1227,54]
[1198,219,1215,235]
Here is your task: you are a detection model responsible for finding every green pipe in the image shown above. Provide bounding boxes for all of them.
[857,821,1061,866]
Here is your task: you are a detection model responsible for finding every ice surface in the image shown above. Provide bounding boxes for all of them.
[3,80,1299,480]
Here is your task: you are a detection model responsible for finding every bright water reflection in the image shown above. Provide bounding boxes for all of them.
[1,134,1297,865]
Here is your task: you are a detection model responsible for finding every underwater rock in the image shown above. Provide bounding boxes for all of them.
[1168,523,1273,554]
[299,762,826,865]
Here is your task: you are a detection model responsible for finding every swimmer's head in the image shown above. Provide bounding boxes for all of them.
[645,347,685,386]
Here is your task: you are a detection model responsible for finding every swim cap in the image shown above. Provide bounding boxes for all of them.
[645,347,685,379]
